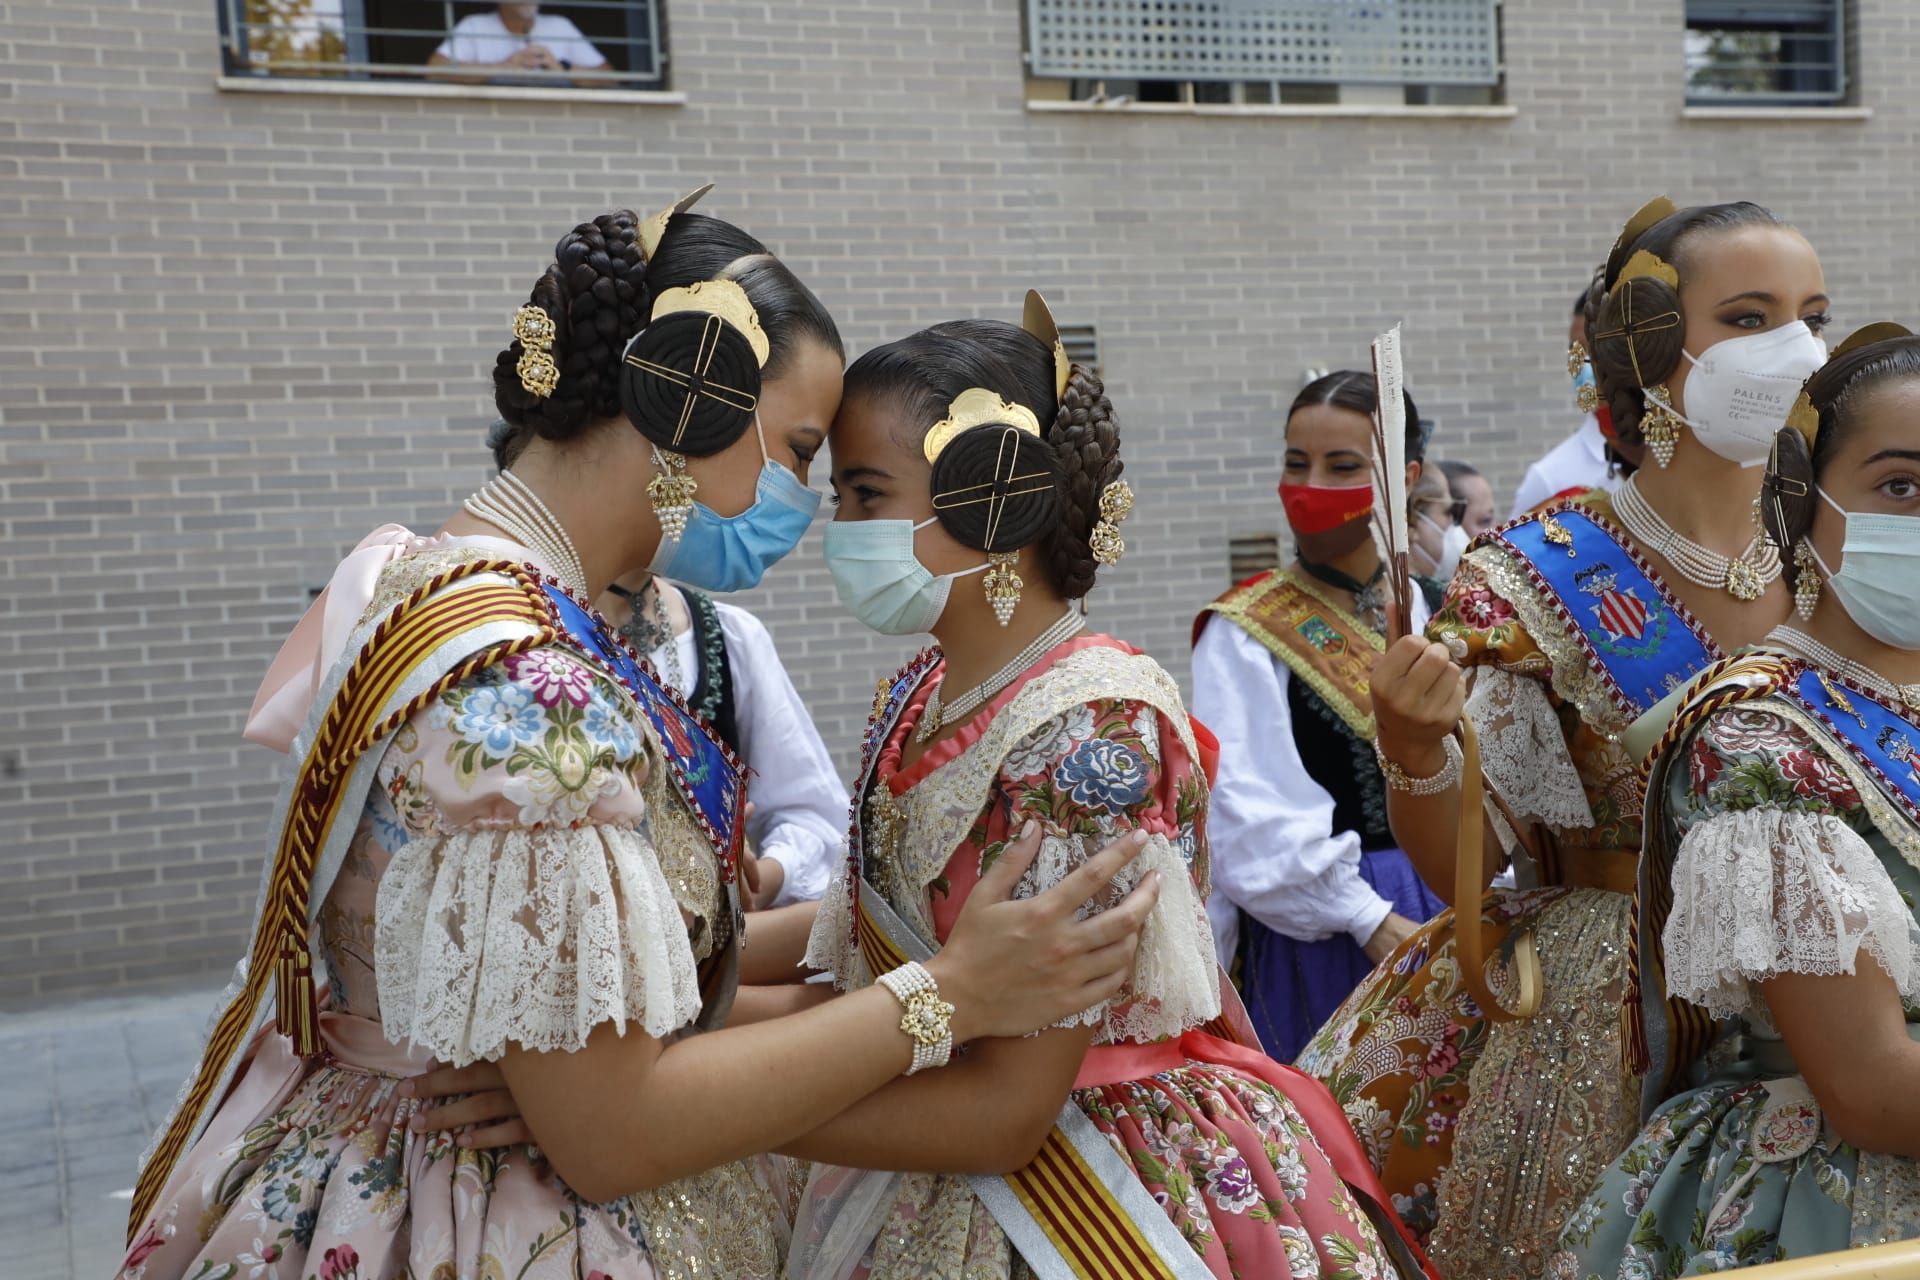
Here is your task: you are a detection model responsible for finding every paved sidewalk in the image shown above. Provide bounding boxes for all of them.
[1,985,220,1280]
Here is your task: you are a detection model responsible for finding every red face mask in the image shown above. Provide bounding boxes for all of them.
[1279,480,1374,535]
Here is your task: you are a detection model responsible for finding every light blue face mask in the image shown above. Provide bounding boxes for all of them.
[1810,487,1920,651]
[649,418,821,593]
[822,516,988,636]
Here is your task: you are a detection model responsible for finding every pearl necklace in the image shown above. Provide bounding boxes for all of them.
[463,471,589,597]
[917,609,1085,745]
[1770,624,1920,713]
[1611,476,1780,602]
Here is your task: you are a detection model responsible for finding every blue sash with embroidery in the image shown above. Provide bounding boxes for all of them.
[1491,507,1716,718]
[1784,668,1920,823]
[541,584,746,871]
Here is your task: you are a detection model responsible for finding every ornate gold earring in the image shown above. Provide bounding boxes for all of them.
[983,552,1023,627]
[1566,342,1587,378]
[647,447,697,540]
[1088,480,1134,567]
[1793,541,1822,621]
[1640,386,1683,469]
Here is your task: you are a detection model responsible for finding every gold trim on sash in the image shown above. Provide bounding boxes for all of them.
[1198,569,1383,739]
[130,562,554,1239]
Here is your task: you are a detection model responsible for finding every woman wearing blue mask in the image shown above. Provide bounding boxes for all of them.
[1548,326,1920,1276]
[118,193,1165,1280]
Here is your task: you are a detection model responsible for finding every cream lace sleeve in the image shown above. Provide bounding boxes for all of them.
[369,647,703,1065]
[1465,666,1593,830]
[1662,808,1920,1020]
[998,699,1220,1044]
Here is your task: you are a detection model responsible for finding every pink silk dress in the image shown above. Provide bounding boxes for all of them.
[792,635,1407,1280]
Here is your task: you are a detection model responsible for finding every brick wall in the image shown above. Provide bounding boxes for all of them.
[4,0,1917,1002]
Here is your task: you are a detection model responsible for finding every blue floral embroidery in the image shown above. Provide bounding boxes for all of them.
[450,682,546,756]
[583,693,641,763]
[1054,738,1150,813]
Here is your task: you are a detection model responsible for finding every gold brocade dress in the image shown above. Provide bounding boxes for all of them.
[1296,492,1724,1278]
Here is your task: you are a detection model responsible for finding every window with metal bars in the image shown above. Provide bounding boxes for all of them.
[1023,0,1503,107]
[216,0,667,89]
[1684,0,1846,105]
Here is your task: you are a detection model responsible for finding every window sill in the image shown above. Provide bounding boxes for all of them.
[215,75,687,107]
[1027,99,1515,120]
[1681,105,1871,122]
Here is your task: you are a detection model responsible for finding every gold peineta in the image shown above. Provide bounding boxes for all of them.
[649,279,771,368]
[639,183,715,262]
[922,387,1043,465]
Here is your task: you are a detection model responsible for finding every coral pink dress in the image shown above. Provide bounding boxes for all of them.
[794,635,1414,1280]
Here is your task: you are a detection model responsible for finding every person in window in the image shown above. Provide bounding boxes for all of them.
[597,568,849,910]
[426,3,608,85]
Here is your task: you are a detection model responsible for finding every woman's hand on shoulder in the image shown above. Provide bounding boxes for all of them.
[930,820,1158,1043]
[1371,634,1466,776]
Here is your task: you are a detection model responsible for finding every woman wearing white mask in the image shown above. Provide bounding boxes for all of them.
[1193,371,1447,1065]
[1550,326,1920,1275]
[1409,465,1470,588]
[1298,198,1832,1272]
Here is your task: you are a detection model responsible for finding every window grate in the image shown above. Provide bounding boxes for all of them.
[1229,533,1283,583]
[1684,0,1844,105]
[1060,324,1102,378]
[1025,0,1502,87]
[218,0,667,89]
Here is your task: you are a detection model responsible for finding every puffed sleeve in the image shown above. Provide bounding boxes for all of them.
[1431,551,1593,831]
[371,645,703,1066]
[994,698,1220,1044]
[1660,706,1920,1020]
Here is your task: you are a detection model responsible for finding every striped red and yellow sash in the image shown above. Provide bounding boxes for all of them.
[130,561,552,1240]
[855,890,1187,1279]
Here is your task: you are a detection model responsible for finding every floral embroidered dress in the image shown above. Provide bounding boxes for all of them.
[119,532,788,1280]
[1549,654,1920,1277]
[1297,493,1722,1276]
[791,635,1408,1280]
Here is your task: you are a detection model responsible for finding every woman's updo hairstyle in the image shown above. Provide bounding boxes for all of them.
[844,318,1124,599]
[1287,370,1424,463]
[491,201,842,459]
[1762,323,1920,588]
[1584,199,1785,447]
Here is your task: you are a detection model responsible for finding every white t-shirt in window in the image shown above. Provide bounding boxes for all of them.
[433,11,608,69]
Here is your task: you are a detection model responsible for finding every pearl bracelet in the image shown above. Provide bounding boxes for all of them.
[1374,733,1465,796]
[876,961,955,1075]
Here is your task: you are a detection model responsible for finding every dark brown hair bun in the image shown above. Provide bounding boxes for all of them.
[618,310,762,456]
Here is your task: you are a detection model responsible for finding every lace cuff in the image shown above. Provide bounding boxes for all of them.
[1040,831,1221,1042]
[1663,808,1920,1020]
[377,822,703,1065]
[1466,666,1592,830]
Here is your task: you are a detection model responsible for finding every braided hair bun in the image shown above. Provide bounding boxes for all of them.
[492,211,648,446]
[1041,363,1123,600]
[618,306,762,456]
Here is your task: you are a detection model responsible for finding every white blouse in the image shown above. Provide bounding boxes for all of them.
[1192,590,1430,968]
[645,596,849,907]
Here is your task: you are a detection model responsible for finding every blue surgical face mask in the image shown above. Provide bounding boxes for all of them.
[821,516,988,636]
[649,417,821,593]
[1810,487,1920,651]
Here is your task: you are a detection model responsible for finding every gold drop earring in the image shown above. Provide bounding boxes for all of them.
[647,446,697,540]
[1793,541,1822,621]
[983,553,1023,627]
[1639,386,1683,469]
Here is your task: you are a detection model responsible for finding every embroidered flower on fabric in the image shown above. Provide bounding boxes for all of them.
[1422,1027,1463,1078]
[1202,1146,1262,1213]
[1129,703,1163,762]
[1710,708,1801,754]
[1546,1250,1581,1280]
[508,648,597,709]
[317,1245,361,1280]
[1278,1224,1318,1279]
[1622,1164,1659,1218]
[1688,737,1726,793]
[1054,738,1150,813]
[1751,1097,1822,1163]
[1454,583,1516,630]
[1268,1143,1310,1200]
[238,1237,286,1280]
[582,695,641,764]
[503,761,623,828]
[1002,705,1096,781]
[449,682,547,756]
[1779,749,1861,806]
